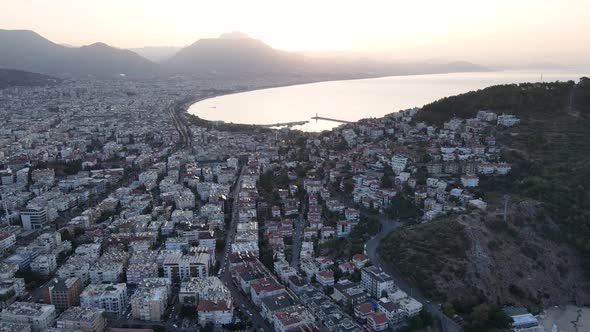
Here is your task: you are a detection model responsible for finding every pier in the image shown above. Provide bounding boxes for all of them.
[311,113,351,124]
[258,120,309,128]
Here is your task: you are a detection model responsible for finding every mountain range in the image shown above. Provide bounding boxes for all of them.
[0,29,488,79]
[0,30,158,78]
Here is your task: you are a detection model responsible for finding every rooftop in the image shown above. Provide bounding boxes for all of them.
[58,306,105,322]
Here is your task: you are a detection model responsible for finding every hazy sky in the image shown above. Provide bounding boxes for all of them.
[2,0,589,65]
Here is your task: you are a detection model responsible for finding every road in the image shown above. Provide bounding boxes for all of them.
[364,215,463,332]
[290,212,305,268]
[168,98,193,148]
[217,168,273,332]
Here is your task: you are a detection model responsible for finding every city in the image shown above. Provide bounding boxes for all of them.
[1,71,556,332]
[1,1,590,332]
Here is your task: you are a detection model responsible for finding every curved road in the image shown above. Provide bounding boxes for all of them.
[365,216,463,332]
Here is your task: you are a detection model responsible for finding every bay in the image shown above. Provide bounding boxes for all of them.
[188,71,586,131]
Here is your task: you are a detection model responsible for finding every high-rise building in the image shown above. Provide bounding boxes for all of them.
[360,266,395,298]
[20,205,48,230]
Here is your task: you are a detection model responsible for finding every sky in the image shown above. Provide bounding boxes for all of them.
[2,0,590,66]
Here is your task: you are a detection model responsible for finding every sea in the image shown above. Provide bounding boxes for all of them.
[188,71,586,132]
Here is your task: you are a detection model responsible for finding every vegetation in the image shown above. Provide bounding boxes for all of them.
[416,81,575,125]
[14,269,50,289]
[397,309,435,332]
[404,78,590,263]
[0,68,60,89]
[186,113,272,133]
[378,78,590,319]
[321,212,380,259]
[462,303,512,332]
[35,160,83,176]
[385,193,421,220]
[378,219,470,301]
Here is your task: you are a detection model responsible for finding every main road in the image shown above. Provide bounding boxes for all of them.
[364,215,463,332]
[217,167,273,332]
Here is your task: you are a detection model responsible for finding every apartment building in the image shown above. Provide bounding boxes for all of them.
[361,266,395,298]
[56,306,106,332]
[0,302,56,332]
[80,283,127,316]
[130,287,167,322]
[41,277,82,311]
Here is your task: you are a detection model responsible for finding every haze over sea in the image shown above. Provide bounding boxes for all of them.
[189,70,587,132]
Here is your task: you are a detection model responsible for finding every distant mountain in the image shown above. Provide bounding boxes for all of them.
[0,29,158,78]
[128,46,182,63]
[164,32,307,74]
[165,32,487,77]
[0,29,488,79]
[0,68,60,89]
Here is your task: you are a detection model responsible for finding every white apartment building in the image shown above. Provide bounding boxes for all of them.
[126,262,159,285]
[389,155,408,174]
[130,287,167,322]
[162,253,209,281]
[89,261,123,284]
[497,114,521,127]
[0,322,31,332]
[0,302,56,332]
[174,190,195,210]
[361,266,395,298]
[179,277,230,306]
[0,232,16,253]
[74,243,102,259]
[56,256,90,284]
[30,254,57,275]
[20,205,48,230]
[80,283,128,316]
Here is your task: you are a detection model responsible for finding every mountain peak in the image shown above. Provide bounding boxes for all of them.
[83,42,112,49]
[218,31,251,40]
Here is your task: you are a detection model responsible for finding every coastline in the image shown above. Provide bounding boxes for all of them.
[180,70,496,125]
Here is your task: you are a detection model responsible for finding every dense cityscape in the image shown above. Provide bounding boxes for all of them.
[1,1,590,331]
[1,70,556,332]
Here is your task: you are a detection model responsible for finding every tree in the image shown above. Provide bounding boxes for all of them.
[201,322,215,332]
[442,302,456,317]
[381,174,393,188]
[61,229,74,243]
[215,238,225,252]
[386,194,420,219]
[179,305,195,318]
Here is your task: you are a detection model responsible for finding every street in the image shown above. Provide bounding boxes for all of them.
[364,215,463,332]
[216,167,273,332]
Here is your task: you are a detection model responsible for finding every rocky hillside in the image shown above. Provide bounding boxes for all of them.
[379,77,590,310]
[379,201,590,307]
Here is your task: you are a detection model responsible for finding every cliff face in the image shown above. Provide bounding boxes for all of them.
[457,200,590,306]
[380,200,590,307]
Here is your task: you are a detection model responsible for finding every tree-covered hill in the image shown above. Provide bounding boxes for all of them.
[0,68,61,89]
[416,80,577,125]
[379,77,590,312]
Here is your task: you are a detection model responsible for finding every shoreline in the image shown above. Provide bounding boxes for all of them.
[180,70,496,126]
[178,69,583,130]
